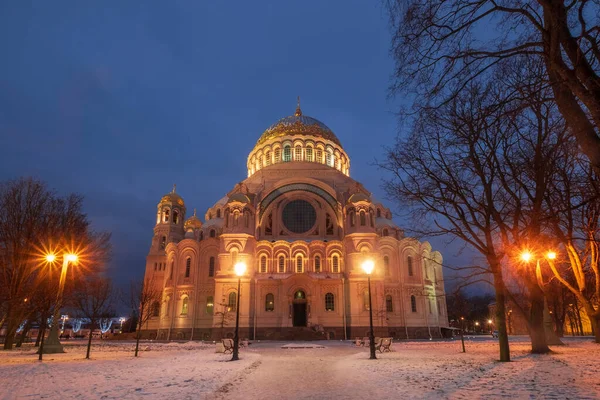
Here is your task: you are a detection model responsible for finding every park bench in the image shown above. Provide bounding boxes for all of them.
[377,337,393,353]
[222,338,234,354]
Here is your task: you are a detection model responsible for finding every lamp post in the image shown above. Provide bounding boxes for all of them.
[520,250,563,345]
[39,253,78,355]
[487,319,493,334]
[231,262,246,361]
[361,259,376,360]
[460,316,466,353]
[119,317,127,333]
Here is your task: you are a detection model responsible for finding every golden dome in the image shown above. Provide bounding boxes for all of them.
[184,209,202,230]
[255,103,341,147]
[160,185,185,207]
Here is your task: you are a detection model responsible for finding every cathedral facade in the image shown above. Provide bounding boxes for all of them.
[143,103,448,341]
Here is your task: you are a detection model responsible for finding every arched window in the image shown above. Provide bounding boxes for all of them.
[411,295,417,313]
[326,151,332,166]
[154,262,157,271]
[278,256,285,273]
[185,257,191,278]
[170,261,174,279]
[164,209,170,222]
[408,256,414,276]
[217,209,221,218]
[209,256,215,277]
[382,229,389,237]
[265,293,274,312]
[295,146,302,161]
[325,293,335,311]
[258,156,263,170]
[386,295,393,312]
[152,301,160,317]
[306,147,313,162]
[360,211,366,226]
[260,256,267,273]
[384,255,390,276]
[173,210,179,224]
[363,291,370,311]
[350,210,355,227]
[283,146,291,162]
[332,255,339,273]
[210,229,216,238]
[160,236,166,249]
[228,292,237,311]
[181,297,189,315]
[206,296,214,314]
[377,209,381,218]
[265,151,271,166]
[314,256,321,273]
[296,255,303,273]
[316,149,323,163]
[274,148,281,163]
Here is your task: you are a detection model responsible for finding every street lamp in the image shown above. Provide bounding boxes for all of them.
[119,317,127,333]
[520,249,563,345]
[40,252,78,355]
[231,262,246,361]
[487,319,493,334]
[459,316,466,353]
[361,259,376,360]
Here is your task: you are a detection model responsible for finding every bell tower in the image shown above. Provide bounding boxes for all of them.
[151,184,186,253]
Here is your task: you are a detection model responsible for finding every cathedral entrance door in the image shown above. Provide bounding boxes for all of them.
[293,303,307,327]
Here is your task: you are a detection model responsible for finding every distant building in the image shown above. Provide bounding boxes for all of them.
[142,103,449,340]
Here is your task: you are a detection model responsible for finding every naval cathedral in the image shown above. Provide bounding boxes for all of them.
[143,103,449,341]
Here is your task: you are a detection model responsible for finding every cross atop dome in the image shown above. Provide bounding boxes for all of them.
[295,96,302,117]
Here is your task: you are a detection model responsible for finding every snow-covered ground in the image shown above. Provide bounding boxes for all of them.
[1,337,598,399]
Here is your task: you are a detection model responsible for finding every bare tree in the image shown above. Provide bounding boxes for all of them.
[387,0,600,170]
[544,151,600,342]
[0,178,88,349]
[130,278,161,357]
[214,300,235,339]
[380,62,571,357]
[72,276,114,359]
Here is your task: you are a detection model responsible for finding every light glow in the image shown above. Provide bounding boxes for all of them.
[46,254,56,263]
[234,262,246,277]
[362,260,375,275]
[488,319,493,324]
[546,251,557,260]
[520,251,533,263]
[66,254,78,263]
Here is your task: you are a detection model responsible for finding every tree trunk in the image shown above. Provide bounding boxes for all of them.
[574,303,585,336]
[529,286,550,353]
[592,317,599,343]
[86,323,94,359]
[490,259,510,362]
[134,330,141,357]
[35,326,42,347]
[16,321,32,348]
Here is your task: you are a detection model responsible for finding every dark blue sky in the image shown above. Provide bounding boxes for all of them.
[0,1,479,291]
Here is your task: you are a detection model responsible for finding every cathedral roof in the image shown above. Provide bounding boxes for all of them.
[159,185,185,207]
[184,209,203,230]
[255,102,341,147]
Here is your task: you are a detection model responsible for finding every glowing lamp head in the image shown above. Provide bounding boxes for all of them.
[520,251,533,263]
[234,262,246,277]
[475,322,480,326]
[362,260,375,275]
[488,319,493,324]
[546,251,557,260]
[45,254,56,263]
[66,254,78,263]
